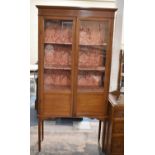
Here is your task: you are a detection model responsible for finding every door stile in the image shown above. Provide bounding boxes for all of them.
[70,17,76,116]
[72,17,80,117]
[38,16,44,117]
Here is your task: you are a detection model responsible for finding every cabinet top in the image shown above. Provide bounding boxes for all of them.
[36,5,117,12]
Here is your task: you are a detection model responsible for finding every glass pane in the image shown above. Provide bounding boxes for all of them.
[79,46,106,68]
[44,44,71,68]
[45,20,72,44]
[44,69,71,91]
[78,71,104,87]
[78,20,108,90]
[79,20,108,45]
[44,20,73,92]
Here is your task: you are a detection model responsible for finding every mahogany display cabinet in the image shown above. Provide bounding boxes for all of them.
[36,5,117,151]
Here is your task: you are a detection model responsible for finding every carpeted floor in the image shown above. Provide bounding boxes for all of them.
[30,78,105,155]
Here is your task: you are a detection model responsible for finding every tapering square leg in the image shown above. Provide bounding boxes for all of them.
[42,120,44,141]
[102,120,107,152]
[38,119,42,152]
[98,120,102,142]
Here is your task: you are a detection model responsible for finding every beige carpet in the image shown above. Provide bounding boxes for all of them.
[30,119,104,155]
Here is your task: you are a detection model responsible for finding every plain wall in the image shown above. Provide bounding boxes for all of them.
[30,0,123,91]
[110,0,124,91]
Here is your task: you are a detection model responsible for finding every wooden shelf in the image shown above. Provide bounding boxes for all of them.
[80,45,106,51]
[79,43,107,46]
[79,66,105,72]
[44,66,71,70]
[78,86,104,93]
[44,42,72,45]
[44,85,71,93]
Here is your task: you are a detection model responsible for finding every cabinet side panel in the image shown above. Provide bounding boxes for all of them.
[103,18,115,117]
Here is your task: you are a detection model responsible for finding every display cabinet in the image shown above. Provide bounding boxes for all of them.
[37,6,117,151]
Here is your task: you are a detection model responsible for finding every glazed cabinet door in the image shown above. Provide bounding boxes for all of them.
[40,17,76,117]
[75,18,111,117]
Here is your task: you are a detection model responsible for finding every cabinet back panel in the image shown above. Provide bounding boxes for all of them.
[43,93,71,116]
